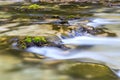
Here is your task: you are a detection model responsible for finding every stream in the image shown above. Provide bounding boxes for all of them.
[0,1,120,80]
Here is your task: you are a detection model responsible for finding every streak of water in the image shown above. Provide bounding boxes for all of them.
[25,45,120,77]
[62,36,120,46]
[87,18,120,27]
[68,18,120,27]
[26,46,120,69]
[24,35,120,77]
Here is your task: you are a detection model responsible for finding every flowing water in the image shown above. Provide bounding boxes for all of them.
[0,1,120,80]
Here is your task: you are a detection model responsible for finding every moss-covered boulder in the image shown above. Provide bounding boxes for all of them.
[21,4,45,10]
[14,36,68,50]
[17,36,47,49]
[65,63,118,80]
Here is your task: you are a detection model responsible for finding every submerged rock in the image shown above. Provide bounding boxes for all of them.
[58,24,117,39]
[64,63,118,80]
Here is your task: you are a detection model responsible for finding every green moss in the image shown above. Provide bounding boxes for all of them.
[28,4,41,9]
[66,15,76,19]
[18,40,27,49]
[24,36,47,43]
[17,36,47,49]
[21,4,44,10]
[21,6,28,9]
[33,36,47,43]
[24,36,32,43]
[21,44,27,49]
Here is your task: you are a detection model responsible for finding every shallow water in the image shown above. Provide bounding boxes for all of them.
[0,1,120,80]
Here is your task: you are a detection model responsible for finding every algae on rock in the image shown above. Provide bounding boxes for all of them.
[65,63,118,80]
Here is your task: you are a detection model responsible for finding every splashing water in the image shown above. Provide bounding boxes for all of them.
[26,45,120,77]
[62,36,120,46]
[26,46,120,69]
[68,18,120,27]
[25,36,120,69]
[87,18,120,27]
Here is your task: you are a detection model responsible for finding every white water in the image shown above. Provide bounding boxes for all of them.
[68,18,120,27]
[21,33,120,68]
[87,18,120,27]
[25,36,120,69]
[26,46,120,69]
[62,36,120,46]
[26,44,120,77]
[14,6,120,77]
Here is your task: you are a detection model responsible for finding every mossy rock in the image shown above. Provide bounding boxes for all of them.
[65,63,118,80]
[16,36,68,50]
[20,4,45,10]
[59,4,79,9]
[18,36,47,49]
[66,15,80,20]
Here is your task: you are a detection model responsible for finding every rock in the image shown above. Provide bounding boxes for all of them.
[12,36,69,50]
[65,63,118,80]
[59,24,117,38]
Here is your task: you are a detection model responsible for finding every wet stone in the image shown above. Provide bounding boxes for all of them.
[12,36,69,50]
[64,63,118,80]
[58,24,117,39]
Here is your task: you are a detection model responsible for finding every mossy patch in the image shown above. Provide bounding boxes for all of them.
[20,4,45,10]
[18,36,47,49]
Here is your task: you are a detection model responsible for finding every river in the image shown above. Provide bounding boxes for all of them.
[0,1,120,80]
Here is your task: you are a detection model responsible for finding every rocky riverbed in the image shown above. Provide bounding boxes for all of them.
[0,1,120,80]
